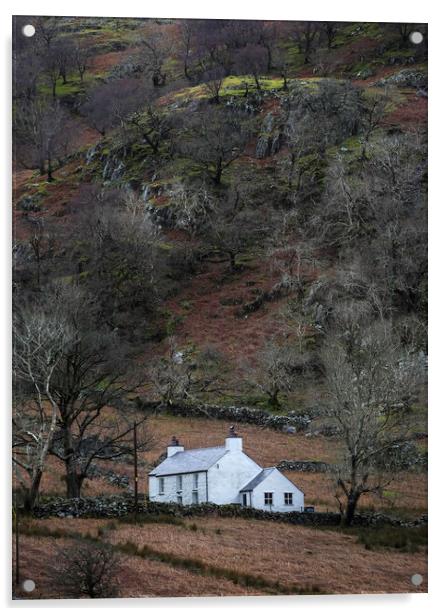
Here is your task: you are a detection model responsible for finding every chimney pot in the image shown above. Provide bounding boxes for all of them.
[167,436,184,457]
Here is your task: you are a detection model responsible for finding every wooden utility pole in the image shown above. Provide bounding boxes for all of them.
[133,421,138,522]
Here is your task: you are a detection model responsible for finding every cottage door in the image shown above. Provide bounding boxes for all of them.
[242,493,248,507]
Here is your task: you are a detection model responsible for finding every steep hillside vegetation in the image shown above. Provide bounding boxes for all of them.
[13,17,427,523]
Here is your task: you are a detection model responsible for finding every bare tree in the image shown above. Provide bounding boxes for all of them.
[273,46,293,90]
[121,99,171,155]
[181,107,252,185]
[235,44,269,91]
[81,78,145,136]
[359,89,389,160]
[14,98,67,180]
[206,190,262,272]
[322,317,423,524]
[78,189,162,328]
[292,22,321,64]
[199,65,226,104]
[322,22,339,49]
[244,340,294,410]
[52,541,121,598]
[170,181,216,236]
[283,110,317,190]
[28,221,54,289]
[73,41,91,82]
[13,305,75,510]
[48,300,151,498]
[178,20,194,80]
[148,338,226,407]
[34,16,59,50]
[138,30,171,86]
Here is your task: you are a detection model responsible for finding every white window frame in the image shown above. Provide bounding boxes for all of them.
[264,492,273,506]
[176,475,183,491]
[193,473,199,489]
[159,477,165,495]
[284,492,293,506]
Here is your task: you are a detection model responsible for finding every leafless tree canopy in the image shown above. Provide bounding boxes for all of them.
[322,315,424,523]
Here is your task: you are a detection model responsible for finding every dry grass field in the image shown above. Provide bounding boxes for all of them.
[15,516,427,597]
[14,533,260,599]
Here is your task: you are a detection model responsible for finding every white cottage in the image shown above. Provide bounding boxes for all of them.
[148,426,304,512]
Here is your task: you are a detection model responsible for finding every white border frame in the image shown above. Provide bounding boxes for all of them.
[2,1,440,613]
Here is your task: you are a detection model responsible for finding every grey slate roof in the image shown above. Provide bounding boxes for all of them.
[149,447,227,476]
[239,467,275,492]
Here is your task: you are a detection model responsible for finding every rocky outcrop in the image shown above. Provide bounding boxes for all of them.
[255,112,284,159]
[17,194,42,212]
[376,69,427,89]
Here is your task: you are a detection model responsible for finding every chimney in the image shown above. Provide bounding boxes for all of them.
[167,436,184,457]
[225,425,242,452]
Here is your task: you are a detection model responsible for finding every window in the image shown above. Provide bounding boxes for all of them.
[192,491,199,504]
[284,492,293,506]
[177,495,183,505]
[158,477,165,494]
[176,475,183,491]
[193,473,199,489]
[264,492,273,506]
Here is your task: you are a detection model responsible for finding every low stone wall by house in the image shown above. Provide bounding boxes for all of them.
[32,496,427,528]
[136,399,313,432]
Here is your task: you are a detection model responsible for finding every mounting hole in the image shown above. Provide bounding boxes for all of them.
[22,579,36,592]
[411,573,423,586]
[22,24,35,38]
[409,31,423,45]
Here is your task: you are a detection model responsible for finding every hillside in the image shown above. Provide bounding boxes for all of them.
[12,16,428,598]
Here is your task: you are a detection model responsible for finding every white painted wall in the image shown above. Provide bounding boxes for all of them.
[248,468,304,512]
[149,471,207,505]
[207,449,262,505]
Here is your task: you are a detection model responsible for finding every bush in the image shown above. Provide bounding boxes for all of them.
[50,540,122,598]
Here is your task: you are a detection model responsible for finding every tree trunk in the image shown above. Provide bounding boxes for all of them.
[23,468,43,511]
[288,152,296,188]
[47,156,54,182]
[344,492,360,526]
[63,423,80,498]
[214,158,223,185]
[269,388,280,410]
